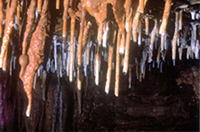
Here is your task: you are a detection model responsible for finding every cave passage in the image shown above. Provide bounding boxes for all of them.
[0,0,199,131]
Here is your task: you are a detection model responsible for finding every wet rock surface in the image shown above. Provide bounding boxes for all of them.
[0,59,199,131]
[72,60,199,131]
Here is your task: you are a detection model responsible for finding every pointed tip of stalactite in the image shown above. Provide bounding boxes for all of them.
[2,63,6,71]
[138,43,141,47]
[123,69,127,75]
[173,60,176,66]
[0,60,2,68]
[95,79,99,86]
[157,61,160,68]
[179,56,182,60]
[159,30,164,36]
[2,68,6,72]
[105,83,109,94]
[105,89,109,94]
[119,49,124,55]
[26,110,30,117]
[190,11,196,20]
[69,77,73,83]
[114,92,119,97]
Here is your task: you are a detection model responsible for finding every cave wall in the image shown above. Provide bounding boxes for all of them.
[0,59,199,131]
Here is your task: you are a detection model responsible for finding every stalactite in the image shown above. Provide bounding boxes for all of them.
[111,0,125,50]
[77,3,86,66]
[148,19,157,63]
[102,21,109,48]
[2,48,7,71]
[0,0,18,70]
[190,22,198,57]
[181,25,188,47]
[0,0,3,37]
[19,0,50,117]
[82,21,91,50]
[105,24,117,94]
[94,46,100,86]
[142,64,146,79]
[190,11,196,20]
[86,32,91,66]
[123,0,133,74]
[83,0,107,45]
[195,40,199,59]
[83,49,87,76]
[123,19,132,74]
[68,8,76,82]
[61,41,66,70]
[140,45,148,80]
[53,36,57,71]
[156,46,161,68]
[33,71,37,89]
[196,11,200,19]
[160,61,163,73]
[105,45,113,94]
[179,46,183,60]
[90,46,94,77]
[178,10,182,30]
[128,64,132,89]
[135,58,139,79]
[132,0,148,42]
[17,0,20,25]
[77,67,82,115]
[22,0,37,55]
[145,16,149,35]
[66,45,70,76]
[119,33,125,54]
[138,20,142,46]
[62,0,69,37]
[97,23,103,45]
[138,0,144,13]
[77,67,81,90]
[177,33,180,47]
[187,46,191,59]
[115,31,121,97]
[37,0,42,13]
[57,53,62,78]
[56,0,60,10]
[162,38,169,61]
[160,33,165,52]
[172,11,179,65]
[159,0,171,51]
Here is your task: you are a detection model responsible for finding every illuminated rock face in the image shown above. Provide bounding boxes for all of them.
[0,0,199,131]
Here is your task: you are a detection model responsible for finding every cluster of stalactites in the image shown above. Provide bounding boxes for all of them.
[0,0,199,116]
[0,0,50,117]
[56,0,200,97]
[0,0,199,95]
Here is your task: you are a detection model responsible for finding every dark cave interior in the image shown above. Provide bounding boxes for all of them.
[0,0,199,131]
